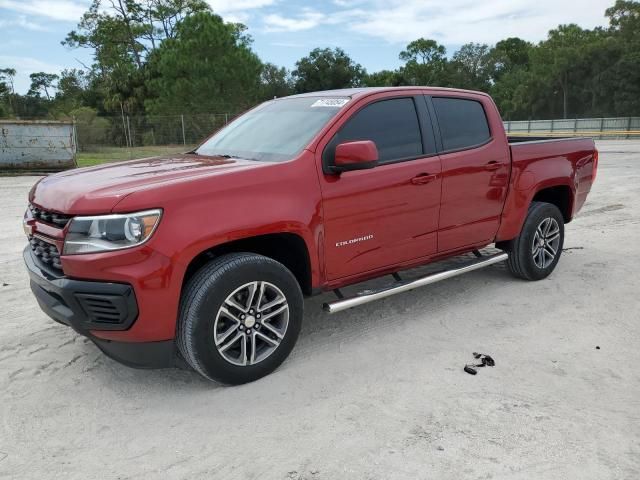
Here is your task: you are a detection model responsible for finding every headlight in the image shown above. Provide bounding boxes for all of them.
[63,209,162,255]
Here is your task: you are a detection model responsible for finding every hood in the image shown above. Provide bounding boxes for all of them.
[30,154,266,214]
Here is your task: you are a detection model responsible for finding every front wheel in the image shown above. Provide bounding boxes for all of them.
[503,201,565,281]
[177,253,303,384]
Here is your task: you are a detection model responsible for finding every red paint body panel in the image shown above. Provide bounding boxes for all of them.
[436,93,511,252]
[334,140,378,167]
[25,87,596,344]
[495,138,596,241]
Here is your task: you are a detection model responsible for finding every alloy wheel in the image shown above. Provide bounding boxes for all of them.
[531,217,561,269]
[214,281,289,366]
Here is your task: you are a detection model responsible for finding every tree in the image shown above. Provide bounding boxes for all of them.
[487,38,533,119]
[145,0,210,43]
[64,1,147,69]
[0,68,14,117]
[28,72,59,100]
[0,77,7,99]
[292,48,365,93]
[0,68,15,95]
[145,12,262,114]
[604,0,640,115]
[533,24,591,118]
[364,69,407,87]
[0,68,16,115]
[64,1,149,114]
[488,38,531,81]
[606,0,640,39]
[2,0,639,122]
[448,43,492,91]
[63,0,209,114]
[260,63,293,99]
[398,38,448,85]
[608,51,640,115]
[56,69,87,99]
[399,38,446,65]
[50,69,93,116]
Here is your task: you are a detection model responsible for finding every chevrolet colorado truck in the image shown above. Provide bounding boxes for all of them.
[23,87,597,384]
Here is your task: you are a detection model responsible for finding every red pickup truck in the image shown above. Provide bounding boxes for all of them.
[23,87,597,384]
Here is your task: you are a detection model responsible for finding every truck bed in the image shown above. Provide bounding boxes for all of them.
[508,136,596,160]
[505,135,597,229]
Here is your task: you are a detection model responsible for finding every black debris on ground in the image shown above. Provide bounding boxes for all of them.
[464,352,495,375]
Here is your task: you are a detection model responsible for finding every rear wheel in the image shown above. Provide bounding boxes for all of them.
[177,253,303,384]
[503,201,564,281]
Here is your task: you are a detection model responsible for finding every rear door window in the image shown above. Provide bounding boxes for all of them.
[326,98,423,164]
[432,97,491,151]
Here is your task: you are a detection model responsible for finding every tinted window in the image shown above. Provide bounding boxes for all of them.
[327,98,423,164]
[432,97,491,151]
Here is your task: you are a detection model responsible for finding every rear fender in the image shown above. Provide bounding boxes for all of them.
[496,174,575,242]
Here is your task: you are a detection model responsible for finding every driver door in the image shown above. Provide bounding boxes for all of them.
[317,95,442,281]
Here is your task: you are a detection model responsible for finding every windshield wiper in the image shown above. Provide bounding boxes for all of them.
[188,151,234,158]
[188,151,260,161]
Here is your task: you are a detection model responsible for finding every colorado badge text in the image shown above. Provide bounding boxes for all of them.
[335,234,374,248]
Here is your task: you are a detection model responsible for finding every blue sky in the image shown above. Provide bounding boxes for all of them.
[0,0,614,93]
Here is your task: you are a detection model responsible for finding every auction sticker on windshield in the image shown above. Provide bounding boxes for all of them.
[311,98,350,108]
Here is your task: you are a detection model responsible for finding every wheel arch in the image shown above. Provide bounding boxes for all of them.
[530,184,574,223]
[181,232,314,297]
[496,179,575,243]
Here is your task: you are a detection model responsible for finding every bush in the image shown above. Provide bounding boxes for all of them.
[72,107,112,151]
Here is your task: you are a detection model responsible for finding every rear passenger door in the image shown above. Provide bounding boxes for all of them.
[428,95,510,253]
[318,95,442,281]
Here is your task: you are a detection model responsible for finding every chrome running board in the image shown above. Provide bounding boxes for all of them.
[323,252,508,314]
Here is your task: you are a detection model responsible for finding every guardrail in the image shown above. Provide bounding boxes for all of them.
[504,117,640,138]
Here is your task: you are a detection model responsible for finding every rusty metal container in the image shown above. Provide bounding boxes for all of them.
[0,120,77,172]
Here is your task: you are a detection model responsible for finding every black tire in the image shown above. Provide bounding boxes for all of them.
[177,253,303,385]
[503,201,565,281]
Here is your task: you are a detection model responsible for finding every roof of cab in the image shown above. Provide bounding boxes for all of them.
[284,86,490,101]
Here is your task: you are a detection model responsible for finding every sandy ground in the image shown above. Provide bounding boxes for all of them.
[1,141,639,479]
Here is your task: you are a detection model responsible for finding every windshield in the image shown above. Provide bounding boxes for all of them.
[196,97,349,162]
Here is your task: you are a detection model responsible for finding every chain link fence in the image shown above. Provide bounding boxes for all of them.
[66,113,640,167]
[75,114,640,152]
[505,117,640,139]
[72,113,237,164]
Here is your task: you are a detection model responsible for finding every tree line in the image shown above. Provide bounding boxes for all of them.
[0,0,639,123]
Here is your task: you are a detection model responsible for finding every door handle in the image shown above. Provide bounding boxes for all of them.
[485,161,502,171]
[411,173,437,185]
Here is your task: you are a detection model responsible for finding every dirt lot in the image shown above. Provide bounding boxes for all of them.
[1,141,639,479]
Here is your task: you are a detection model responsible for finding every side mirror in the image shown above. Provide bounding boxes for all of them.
[331,140,379,173]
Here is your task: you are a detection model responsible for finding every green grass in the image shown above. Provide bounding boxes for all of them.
[76,145,196,168]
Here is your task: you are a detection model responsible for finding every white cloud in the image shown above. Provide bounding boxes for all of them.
[221,12,251,24]
[346,0,612,45]
[332,0,367,6]
[0,15,50,31]
[263,11,326,32]
[258,0,612,49]
[206,0,276,13]
[0,0,88,22]
[0,55,63,94]
[263,7,363,32]
[204,0,276,25]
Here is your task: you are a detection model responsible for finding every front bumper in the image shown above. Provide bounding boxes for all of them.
[24,246,175,368]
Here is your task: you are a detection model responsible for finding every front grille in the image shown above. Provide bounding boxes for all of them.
[29,204,72,228]
[75,294,130,325]
[29,236,62,271]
